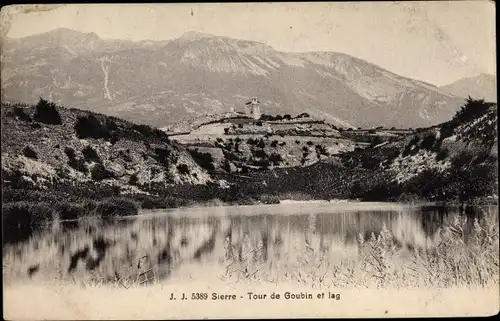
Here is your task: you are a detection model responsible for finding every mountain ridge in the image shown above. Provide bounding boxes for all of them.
[2,28,465,129]
[440,73,497,102]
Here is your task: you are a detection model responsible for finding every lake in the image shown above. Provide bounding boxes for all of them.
[2,202,498,287]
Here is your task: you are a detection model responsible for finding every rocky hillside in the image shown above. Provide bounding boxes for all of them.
[219,98,498,204]
[440,74,497,102]
[1,100,211,199]
[337,98,498,201]
[2,29,464,129]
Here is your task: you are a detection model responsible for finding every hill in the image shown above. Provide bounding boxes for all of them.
[2,29,464,129]
[440,74,497,102]
[216,98,498,204]
[1,99,212,207]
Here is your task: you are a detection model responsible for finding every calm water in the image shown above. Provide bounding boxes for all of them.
[2,202,498,285]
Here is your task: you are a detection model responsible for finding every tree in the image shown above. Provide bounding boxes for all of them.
[33,98,62,125]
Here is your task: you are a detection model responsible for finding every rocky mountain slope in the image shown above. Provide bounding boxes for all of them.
[2,29,464,129]
[440,73,497,102]
[1,100,211,200]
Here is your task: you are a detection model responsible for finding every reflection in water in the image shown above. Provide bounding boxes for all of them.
[2,204,497,285]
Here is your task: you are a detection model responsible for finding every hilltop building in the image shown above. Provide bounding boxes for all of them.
[245,97,261,120]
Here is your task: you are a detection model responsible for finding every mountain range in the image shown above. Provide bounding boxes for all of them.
[1,28,489,129]
[440,73,497,102]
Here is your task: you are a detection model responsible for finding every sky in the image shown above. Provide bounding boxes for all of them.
[1,2,496,86]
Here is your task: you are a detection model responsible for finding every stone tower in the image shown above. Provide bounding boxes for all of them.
[245,97,261,120]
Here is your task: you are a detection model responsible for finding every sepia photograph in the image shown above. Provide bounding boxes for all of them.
[1,2,498,319]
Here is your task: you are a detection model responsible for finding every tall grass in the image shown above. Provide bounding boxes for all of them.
[220,213,499,289]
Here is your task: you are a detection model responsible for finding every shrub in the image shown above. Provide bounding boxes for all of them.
[82,145,101,163]
[75,114,109,139]
[440,122,455,138]
[253,149,267,158]
[451,152,474,169]
[22,146,38,159]
[270,140,279,148]
[128,173,139,185]
[421,133,437,150]
[138,195,190,209]
[269,153,283,165]
[256,121,263,126]
[95,197,138,218]
[306,141,314,146]
[64,147,76,159]
[90,163,114,181]
[68,157,88,173]
[33,98,62,125]
[453,97,492,124]
[435,149,449,161]
[316,144,328,156]
[177,164,190,175]
[153,147,171,167]
[295,140,300,145]
[58,203,86,220]
[13,107,32,122]
[2,201,58,229]
[64,147,88,173]
[189,149,215,171]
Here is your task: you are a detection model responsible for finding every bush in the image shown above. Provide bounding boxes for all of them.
[64,147,88,173]
[153,147,171,167]
[177,163,190,175]
[421,133,437,150]
[22,146,38,159]
[82,145,101,163]
[253,149,267,158]
[435,149,449,161]
[270,140,279,148]
[440,122,455,138]
[13,107,32,122]
[75,114,110,139]
[269,153,283,165]
[136,195,190,209]
[306,141,314,146]
[453,97,492,123]
[90,163,114,180]
[95,197,138,218]
[259,194,281,204]
[189,149,215,171]
[451,152,474,169]
[64,147,76,159]
[58,203,86,220]
[2,201,58,229]
[316,144,328,156]
[69,158,88,174]
[128,173,139,185]
[33,98,62,125]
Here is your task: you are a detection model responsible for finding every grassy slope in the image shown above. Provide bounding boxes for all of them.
[1,101,212,204]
